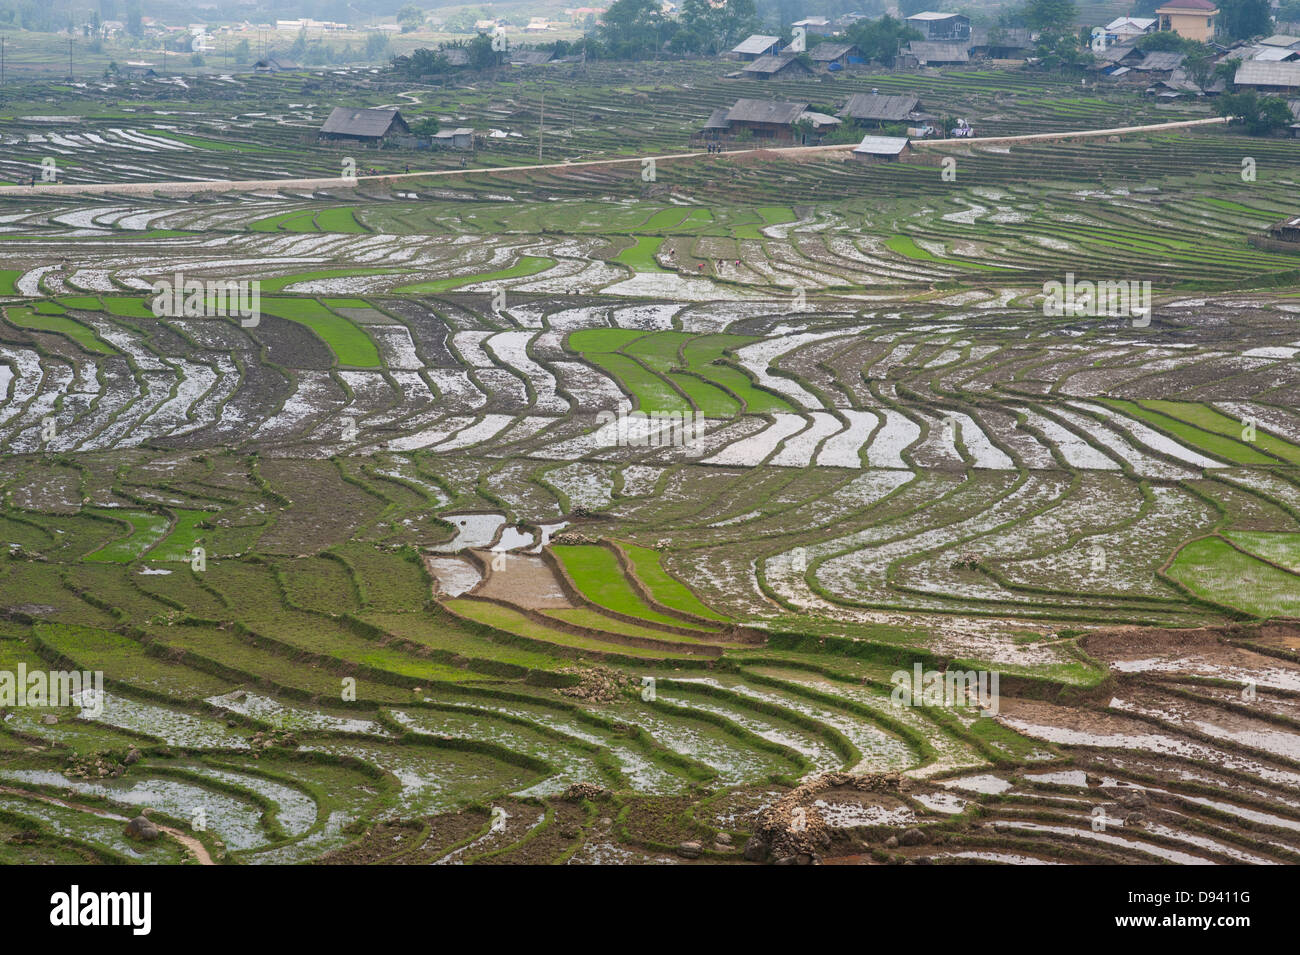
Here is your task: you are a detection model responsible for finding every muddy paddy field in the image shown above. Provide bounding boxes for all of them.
[2,68,1300,865]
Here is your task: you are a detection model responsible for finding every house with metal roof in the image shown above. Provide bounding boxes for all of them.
[254,54,299,72]
[969,27,1034,58]
[1260,34,1300,49]
[1234,60,1300,92]
[904,12,971,40]
[319,107,411,144]
[698,98,840,143]
[1132,50,1186,72]
[839,93,921,125]
[903,41,970,65]
[431,127,474,149]
[730,34,782,61]
[851,135,911,161]
[742,53,813,78]
[792,16,836,36]
[810,42,863,70]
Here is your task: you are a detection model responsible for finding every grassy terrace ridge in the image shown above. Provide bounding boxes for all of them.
[548,544,720,633]
[394,256,555,294]
[615,541,732,623]
[258,298,383,367]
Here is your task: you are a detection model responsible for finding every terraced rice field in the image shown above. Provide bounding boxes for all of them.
[2,62,1300,869]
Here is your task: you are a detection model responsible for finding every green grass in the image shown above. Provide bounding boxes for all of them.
[550,545,717,632]
[682,334,794,413]
[0,270,21,295]
[314,207,368,233]
[1140,400,1300,467]
[733,206,795,240]
[1168,536,1300,618]
[394,256,555,293]
[82,509,171,563]
[146,510,217,563]
[258,269,398,294]
[618,543,731,622]
[4,305,116,355]
[1105,399,1275,466]
[1224,532,1300,573]
[259,298,382,367]
[447,598,695,660]
[614,236,666,272]
[885,235,1011,272]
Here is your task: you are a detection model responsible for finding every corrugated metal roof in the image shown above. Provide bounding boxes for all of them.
[906,41,969,63]
[810,42,858,61]
[731,34,780,55]
[724,98,808,124]
[1261,34,1300,48]
[702,107,731,129]
[1134,51,1185,71]
[1235,60,1300,86]
[320,106,405,138]
[1156,0,1217,10]
[1106,17,1156,30]
[853,135,910,155]
[800,111,842,128]
[839,92,919,121]
[906,11,965,20]
[742,52,809,74]
[1250,46,1300,62]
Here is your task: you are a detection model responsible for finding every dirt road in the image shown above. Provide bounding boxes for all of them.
[0,116,1228,199]
[0,784,216,864]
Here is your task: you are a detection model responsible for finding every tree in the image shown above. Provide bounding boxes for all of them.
[1031,30,1093,70]
[397,4,424,33]
[366,32,390,59]
[234,39,251,65]
[1023,0,1077,32]
[409,116,440,136]
[845,15,922,63]
[1216,89,1295,134]
[1219,0,1272,40]
[598,0,670,58]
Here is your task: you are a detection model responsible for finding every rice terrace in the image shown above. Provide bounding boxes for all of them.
[1,0,1300,887]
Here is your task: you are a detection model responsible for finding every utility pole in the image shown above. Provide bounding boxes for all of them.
[538,85,544,162]
[2,37,6,86]
[68,38,73,80]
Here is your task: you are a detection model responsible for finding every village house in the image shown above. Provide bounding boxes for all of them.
[699,99,841,144]
[1155,0,1218,42]
[1234,60,1300,93]
[730,34,782,61]
[319,107,411,145]
[1104,17,1157,45]
[810,42,864,71]
[969,27,1034,59]
[254,54,299,72]
[851,135,911,162]
[838,92,923,127]
[792,16,836,37]
[742,53,813,79]
[431,127,475,150]
[904,12,971,41]
[902,41,970,66]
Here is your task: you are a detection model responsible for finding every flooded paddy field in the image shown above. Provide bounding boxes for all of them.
[3,65,1300,865]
